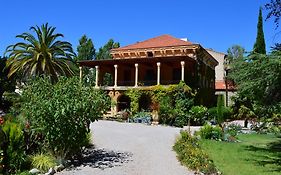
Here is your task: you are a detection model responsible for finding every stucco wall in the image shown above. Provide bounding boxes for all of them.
[206,49,226,81]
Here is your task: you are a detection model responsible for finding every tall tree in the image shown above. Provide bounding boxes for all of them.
[253,7,266,54]
[75,35,95,62]
[96,39,120,60]
[226,45,245,64]
[5,23,77,83]
[229,54,281,117]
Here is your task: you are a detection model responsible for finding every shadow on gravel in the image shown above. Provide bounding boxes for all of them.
[66,146,133,171]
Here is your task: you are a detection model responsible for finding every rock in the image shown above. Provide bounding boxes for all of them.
[44,168,55,175]
[54,164,65,172]
[29,168,40,174]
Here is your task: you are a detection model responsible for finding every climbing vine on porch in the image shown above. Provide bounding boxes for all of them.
[125,81,196,127]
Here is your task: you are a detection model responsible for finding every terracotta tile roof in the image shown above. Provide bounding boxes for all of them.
[112,34,193,51]
[215,80,236,90]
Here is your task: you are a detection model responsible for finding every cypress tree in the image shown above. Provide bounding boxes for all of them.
[253,7,266,54]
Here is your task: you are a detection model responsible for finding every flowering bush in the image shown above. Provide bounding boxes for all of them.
[173,131,217,174]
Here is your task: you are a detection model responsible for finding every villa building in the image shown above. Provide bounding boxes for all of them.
[206,49,236,106]
[78,35,218,115]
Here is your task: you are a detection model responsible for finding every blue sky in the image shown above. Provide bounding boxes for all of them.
[0,0,278,56]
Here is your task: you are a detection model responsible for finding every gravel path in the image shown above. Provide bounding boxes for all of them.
[58,120,194,175]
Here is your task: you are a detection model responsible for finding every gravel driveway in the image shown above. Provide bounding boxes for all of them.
[58,120,194,175]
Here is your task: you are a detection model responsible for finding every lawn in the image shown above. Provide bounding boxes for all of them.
[200,134,281,175]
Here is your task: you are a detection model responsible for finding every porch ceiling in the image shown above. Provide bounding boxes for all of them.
[78,56,195,68]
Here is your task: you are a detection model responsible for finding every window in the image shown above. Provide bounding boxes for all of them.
[147,51,153,57]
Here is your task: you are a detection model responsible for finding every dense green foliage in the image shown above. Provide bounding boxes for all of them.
[173,131,217,174]
[31,153,56,172]
[197,124,223,140]
[150,82,194,127]
[201,134,281,175]
[1,120,27,174]
[75,35,96,86]
[226,45,245,63]
[96,39,120,60]
[75,35,96,61]
[125,88,143,114]
[189,105,208,126]
[5,23,77,83]
[229,53,281,119]
[253,8,266,54]
[126,82,194,127]
[0,57,15,108]
[21,77,110,159]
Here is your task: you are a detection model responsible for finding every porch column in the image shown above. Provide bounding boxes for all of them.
[114,64,118,87]
[157,62,161,85]
[135,63,139,87]
[95,66,99,87]
[181,61,185,81]
[79,66,83,83]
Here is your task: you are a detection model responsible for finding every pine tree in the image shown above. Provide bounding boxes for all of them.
[75,35,95,62]
[253,7,266,54]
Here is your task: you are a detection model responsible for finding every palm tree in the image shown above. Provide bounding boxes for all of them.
[5,23,77,82]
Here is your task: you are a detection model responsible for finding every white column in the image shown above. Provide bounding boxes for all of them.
[114,64,118,87]
[157,62,161,85]
[135,63,139,87]
[181,61,185,81]
[79,66,83,83]
[95,66,99,87]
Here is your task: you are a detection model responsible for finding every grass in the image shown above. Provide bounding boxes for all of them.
[200,134,281,175]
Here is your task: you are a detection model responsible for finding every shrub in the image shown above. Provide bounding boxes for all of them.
[1,120,27,173]
[225,124,242,137]
[21,77,111,160]
[31,153,56,172]
[189,105,208,126]
[198,124,223,140]
[173,131,217,174]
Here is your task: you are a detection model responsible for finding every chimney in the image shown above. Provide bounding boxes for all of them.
[180,38,188,42]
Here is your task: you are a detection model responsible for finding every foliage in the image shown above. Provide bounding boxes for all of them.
[21,77,110,159]
[207,97,232,125]
[173,131,217,174]
[2,92,22,116]
[5,23,77,83]
[216,95,226,125]
[96,39,120,60]
[235,105,256,120]
[229,53,281,120]
[189,105,208,126]
[265,0,281,28]
[125,88,143,114]
[201,134,281,175]
[197,124,223,140]
[75,35,96,86]
[226,45,245,65]
[126,82,194,127]
[31,153,56,172]
[253,7,266,54]
[75,35,96,62]
[1,120,27,174]
[225,124,242,137]
[149,82,194,127]
[14,171,32,175]
[0,57,16,110]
